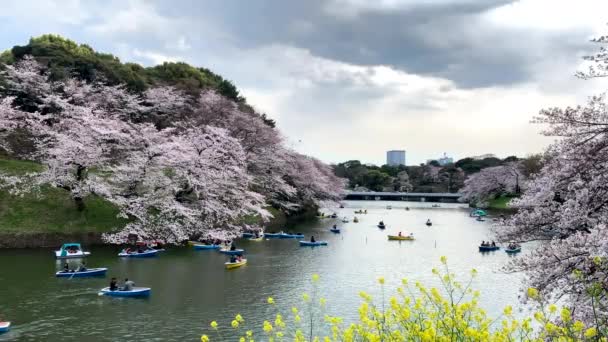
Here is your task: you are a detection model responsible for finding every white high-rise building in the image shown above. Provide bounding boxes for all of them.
[386,150,406,166]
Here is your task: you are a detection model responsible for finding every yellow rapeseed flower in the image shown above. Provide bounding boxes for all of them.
[263,320,273,333]
[527,288,539,299]
[503,305,512,316]
[320,297,327,307]
[246,330,253,337]
[585,327,597,338]
[239,338,245,342]
[560,308,571,322]
[440,256,447,264]
[232,320,239,329]
[548,304,557,314]
[268,297,275,304]
[235,314,244,322]
[312,274,320,282]
[378,277,385,285]
[292,307,298,314]
[201,335,209,342]
[302,293,310,302]
[210,321,218,329]
[295,315,301,323]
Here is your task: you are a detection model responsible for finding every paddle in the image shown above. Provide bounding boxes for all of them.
[69,270,76,280]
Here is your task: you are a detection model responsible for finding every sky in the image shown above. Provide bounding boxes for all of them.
[0,0,606,165]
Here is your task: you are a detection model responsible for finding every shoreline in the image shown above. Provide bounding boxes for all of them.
[0,206,317,249]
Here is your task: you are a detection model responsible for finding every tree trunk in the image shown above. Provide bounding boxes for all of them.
[74,196,85,211]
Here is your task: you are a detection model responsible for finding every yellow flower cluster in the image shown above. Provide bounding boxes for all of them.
[201,258,605,341]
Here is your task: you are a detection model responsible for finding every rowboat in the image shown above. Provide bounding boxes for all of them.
[278,233,305,239]
[299,241,328,246]
[55,268,108,278]
[193,244,221,250]
[248,236,264,242]
[478,245,500,252]
[377,224,386,229]
[54,243,90,259]
[426,222,433,226]
[353,217,359,223]
[264,233,281,238]
[219,248,244,255]
[118,249,159,258]
[225,259,247,269]
[470,209,488,217]
[505,247,521,254]
[330,228,341,233]
[0,322,10,334]
[99,287,151,298]
[387,235,414,241]
[341,218,349,223]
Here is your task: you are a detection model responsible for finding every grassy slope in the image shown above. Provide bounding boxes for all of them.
[487,195,515,210]
[0,158,128,234]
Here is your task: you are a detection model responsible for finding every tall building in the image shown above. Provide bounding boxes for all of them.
[386,150,406,166]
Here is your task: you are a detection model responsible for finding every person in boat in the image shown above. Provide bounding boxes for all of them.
[122,278,135,291]
[426,219,432,225]
[481,240,486,246]
[333,224,337,229]
[110,278,118,291]
[230,242,237,251]
[491,241,496,247]
[398,231,403,237]
[63,263,70,273]
[379,221,384,226]
[310,236,316,243]
[77,262,87,272]
[230,255,237,263]
[236,255,243,262]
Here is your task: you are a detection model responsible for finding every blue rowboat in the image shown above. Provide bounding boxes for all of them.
[263,233,281,238]
[219,248,244,255]
[478,245,500,252]
[242,233,254,238]
[56,268,107,278]
[0,322,10,334]
[278,233,305,239]
[505,247,521,254]
[193,244,221,250]
[99,287,151,298]
[299,241,328,246]
[330,228,340,233]
[118,249,159,258]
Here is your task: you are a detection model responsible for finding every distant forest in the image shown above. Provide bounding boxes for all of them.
[333,155,542,193]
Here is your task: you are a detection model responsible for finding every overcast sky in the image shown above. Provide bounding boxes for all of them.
[1,0,606,165]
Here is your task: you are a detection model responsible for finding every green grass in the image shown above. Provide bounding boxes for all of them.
[487,195,515,210]
[0,158,128,234]
[0,158,44,175]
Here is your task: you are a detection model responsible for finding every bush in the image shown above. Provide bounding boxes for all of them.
[201,257,604,341]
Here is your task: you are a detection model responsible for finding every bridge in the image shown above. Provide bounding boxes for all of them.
[344,191,463,203]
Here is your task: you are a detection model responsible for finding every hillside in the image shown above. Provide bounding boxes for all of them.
[0,35,343,245]
[0,34,274,126]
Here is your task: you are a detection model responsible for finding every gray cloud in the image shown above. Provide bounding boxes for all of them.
[148,0,594,88]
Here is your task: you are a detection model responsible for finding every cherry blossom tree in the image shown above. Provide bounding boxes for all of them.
[0,56,345,244]
[498,29,608,322]
[459,162,524,207]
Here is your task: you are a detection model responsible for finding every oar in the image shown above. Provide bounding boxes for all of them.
[69,270,77,280]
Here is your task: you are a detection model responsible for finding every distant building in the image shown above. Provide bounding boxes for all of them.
[427,153,453,166]
[437,153,453,166]
[386,150,406,166]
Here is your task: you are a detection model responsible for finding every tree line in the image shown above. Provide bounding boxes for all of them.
[333,155,542,196]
